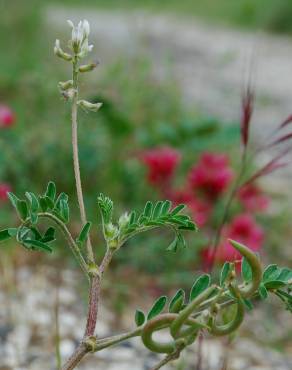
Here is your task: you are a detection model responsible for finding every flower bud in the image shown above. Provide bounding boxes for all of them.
[108,239,119,249]
[118,212,130,230]
[105,223,118,239]
[58,80,74,90]
[79,62,99,73]
[54,39,72,61]
[78,100,102,112]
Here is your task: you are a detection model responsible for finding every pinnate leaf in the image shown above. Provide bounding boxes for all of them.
[135,310,146,326]
[147,296,167,320]
[190,274,211,301]
[77,222,91,246]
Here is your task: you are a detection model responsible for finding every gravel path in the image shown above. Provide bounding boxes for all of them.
[0,266,291,370]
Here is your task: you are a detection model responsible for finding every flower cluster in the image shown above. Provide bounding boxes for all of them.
[141,147,181,187]
[140,147,269,265]
[188,152,233,200]
[0,183,11,202]
[0,104,14,201]
[0,105,15,128]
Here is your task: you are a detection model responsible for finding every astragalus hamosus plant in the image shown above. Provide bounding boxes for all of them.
[0,19,291,370]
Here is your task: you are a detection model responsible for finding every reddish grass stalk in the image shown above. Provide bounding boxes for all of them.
[240,86,254,149]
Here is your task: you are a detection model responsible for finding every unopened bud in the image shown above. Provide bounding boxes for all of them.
[105,223,118,239]
[78,100,102,112]
[79,61,99,73]
[108,239,119,249]
[118,212,130,230]
[54,39,72,61]
[58,80,73,90]
[87,263,100,277]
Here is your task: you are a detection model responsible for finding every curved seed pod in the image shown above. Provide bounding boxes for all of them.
[209,284,244,337]
[170,286,217,339]
[141,313,203,354]
[141,314,177,354]
[229,239,262,298]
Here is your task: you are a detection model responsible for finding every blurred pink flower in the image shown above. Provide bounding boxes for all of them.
[238,184,269,212]
[141,147,181,187]
[188,152,233,200]
[0,183,11,201]
[0,105,15,128]
[217,214,264,262]
[201,214,264,268]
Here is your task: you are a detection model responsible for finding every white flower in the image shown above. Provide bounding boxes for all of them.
[67,19,93,57]
[83,20,90,38]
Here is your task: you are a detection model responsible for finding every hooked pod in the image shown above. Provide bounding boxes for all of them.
[208,283,245,336]
[229,239,262,298]
[141,313,206,354]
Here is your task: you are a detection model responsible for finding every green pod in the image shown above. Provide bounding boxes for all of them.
[141,314,176,354]
[209,284,244,337]
[141,313,202,354]
[170,286,217,339]
[229,239,262,298]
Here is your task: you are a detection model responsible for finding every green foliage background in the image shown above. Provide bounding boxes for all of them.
[0,0,291,280]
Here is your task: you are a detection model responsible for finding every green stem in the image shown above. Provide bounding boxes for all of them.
[94,327,142,351]
[71,57,94,264]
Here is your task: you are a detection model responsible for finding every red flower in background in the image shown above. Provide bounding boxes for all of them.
[0,183,11,201]
[168,188,211,227]
[188,152,233,200]
[217,214,264,262]
[141,147,181,187]
[0,105,15,128]
[201,213,264,268]
[238,184,269,212]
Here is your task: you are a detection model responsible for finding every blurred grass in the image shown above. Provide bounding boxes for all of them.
[0,0,290,278]
[52,0,292,33]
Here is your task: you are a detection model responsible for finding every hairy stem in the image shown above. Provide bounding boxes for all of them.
[62,343,88,370]
[84,248,115,336]
[72,57,94,263]
[85,275,100,337]
[62,249,115,369]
